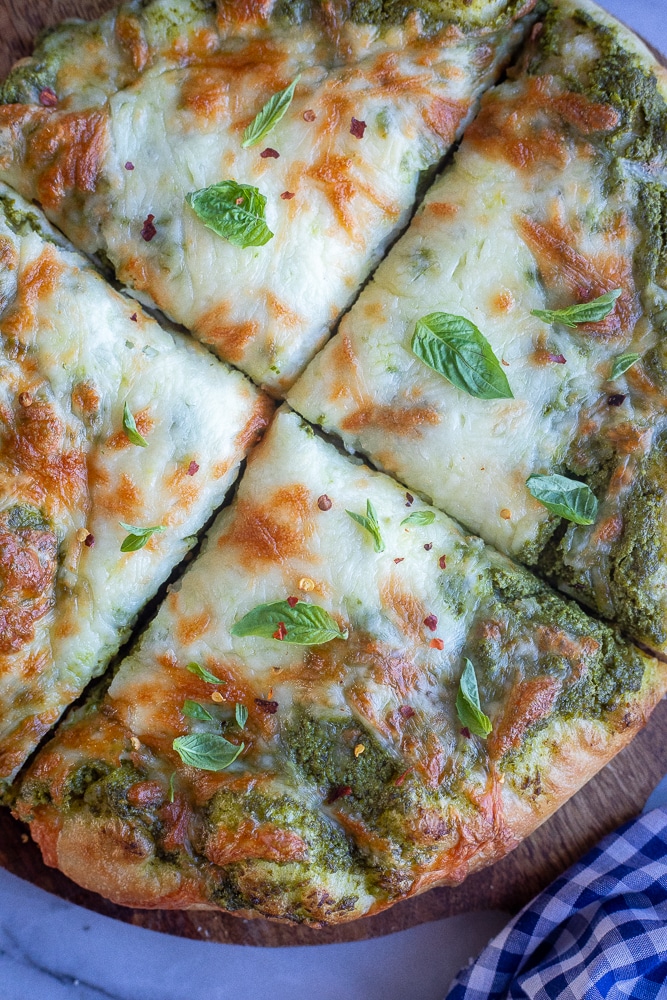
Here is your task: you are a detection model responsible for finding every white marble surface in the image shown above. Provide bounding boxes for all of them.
[1,3,666,998]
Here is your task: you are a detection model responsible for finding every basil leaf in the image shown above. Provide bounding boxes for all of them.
[172,733,244,771]
[182,699,214,722]
[456,659,492,738]
[119,521,165,552]
[187,181,273,248]
[242,75,300,148]
[186,661,224,684]
[526,473,598,525]
[231,600,348,644]
[346,500,385,552]
[401,510,435,527]
[235,703,248,729]
[610,352,640,380]
[411,313,513,400]
[531,289,622,329]
[122,401,148,447]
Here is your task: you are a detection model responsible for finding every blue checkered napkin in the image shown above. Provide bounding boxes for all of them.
[445,806,667,1000]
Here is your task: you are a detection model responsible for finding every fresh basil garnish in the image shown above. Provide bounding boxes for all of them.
[231,600,348,644]
[401,510,435,527]
[610,352,640,380]
[531,289,622,329]
[526,473,598,525]
[122,402,148,447]
[242,75,300,148]
[346,500,385,552]
[235,703,248,729]
[456,659,492,738]
[172,733,244,771]
[182,699,214,722]
[411,312,513,400]
[186,661,224,684]
[119,522,165,552]
[187,181,273,248]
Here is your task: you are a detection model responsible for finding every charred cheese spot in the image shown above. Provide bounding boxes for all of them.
[197,310,259,364]
[421,97,467,143]
[204,819,308,865]
[218,484,314,569]
[71,380,100,417]
[2,246,65,339]
[488,676,560,759]
[115,11,149,73]
[23,108,108,210]
[0,512,57,653]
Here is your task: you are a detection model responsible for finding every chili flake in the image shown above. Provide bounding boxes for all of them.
[500,508,511,520]
[187,461,199,476]
[350,117,367,138]
[125,161,135,171]
[430,638,444,651]
[317,494,332,511]
[39,87,58,107]
[211,692,225,703]
[424,542,433,551]
[287,596,298,608]
[303,109,316,122]
[394,557,404,564]
[423,614,438,631]
[273,621,287,640]
[547,353,567,364]
[281,191,295,200]
[141,214,157,241]
[608,393,627,406]
[438,555,447,570]
[405,492,414,507]
[298,577,315,591]
[255,698,279,714]
[130,313,138,322]
[461,726,471,739]
[18,392,33,407]
[394,767,413,787]
[354,743,365,757]
[326,785,352,804]
[399,705,415,719]
[260,147,280,158]
[84,533,95,548]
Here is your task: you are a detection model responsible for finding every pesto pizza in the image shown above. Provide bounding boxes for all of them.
[0,183,271,790]
[289,0,667,655]
[14,408,665,921]
[0,0,535,392]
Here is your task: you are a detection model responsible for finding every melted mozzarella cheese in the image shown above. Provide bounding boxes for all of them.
[0,0,533,391]
[0,184,270,784]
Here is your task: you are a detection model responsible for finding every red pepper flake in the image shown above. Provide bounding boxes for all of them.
[235,196,244,205]
[423,614,438,632]
[438,555,447,570]
[272,622,287,640]
[39,87,58,107]
[405,492,414,507]
[303,109,316,122]
[461,726,472,739]
[317,494,332,511]
[125,161,135,171]
[187,461,199,476]
[350,117,367,138]
[430,638,444,650]
[280,191,295,200]
[501,359,510,367]
[287,596,298,608]
[547,353,567,364]
[326,785,352,804]
[18,391,33,408]
[260,147,280,159]
[399,705,415,719]
[424,542,433,551]
[608,393,627,407]
[141,214,157,241]
[255,698,279,714]
[84,533,95,548]
[394,557,404,564]
[394,767,413,787]
[130,313,138,322]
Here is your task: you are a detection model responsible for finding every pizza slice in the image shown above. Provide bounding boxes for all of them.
[289,0,667,653]
[0,184,272,789]
[14,408,665,922]
[0,0,536,392]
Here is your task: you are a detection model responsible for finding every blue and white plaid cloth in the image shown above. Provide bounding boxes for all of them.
[445,806,667,1000]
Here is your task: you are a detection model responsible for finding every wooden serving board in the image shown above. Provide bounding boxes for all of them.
[0,0,666,948]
